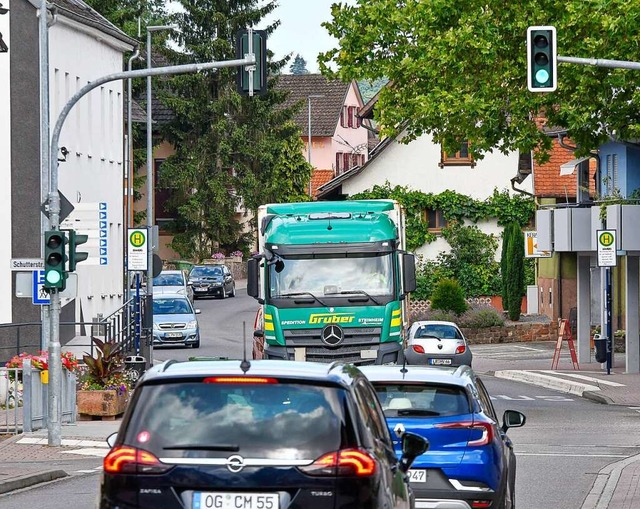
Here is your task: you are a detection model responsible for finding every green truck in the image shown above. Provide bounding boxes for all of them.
[247,200,416,365]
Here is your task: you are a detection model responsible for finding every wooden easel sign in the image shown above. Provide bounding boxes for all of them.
[551,318,579,370]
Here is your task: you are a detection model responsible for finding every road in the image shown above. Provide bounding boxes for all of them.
[3,292,639,508]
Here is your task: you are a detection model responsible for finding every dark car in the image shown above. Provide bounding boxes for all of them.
[361,365,525,509]
[100,359,428,509]
[188,264,236,299]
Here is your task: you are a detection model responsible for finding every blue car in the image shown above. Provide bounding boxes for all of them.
[360,365,526,509]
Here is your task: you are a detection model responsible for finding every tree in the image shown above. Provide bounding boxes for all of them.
[501,223,525,321]
[289,54,309,75]
[84,0,168,39]
[319,1,640,161]
[157,0,311,260]
[430,279,468,316]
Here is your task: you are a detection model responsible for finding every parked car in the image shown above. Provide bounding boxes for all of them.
[188,264,236,299]
[360,364,526,509]
[404,320,473,367]
[100,359,428,509]
[152,294,201,348]
[153,270,194,302]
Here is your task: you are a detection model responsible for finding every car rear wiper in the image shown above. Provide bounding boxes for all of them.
[163,444,240,452]
[278,292,328,307]
[396,409,441,416]
[325,290,381,305]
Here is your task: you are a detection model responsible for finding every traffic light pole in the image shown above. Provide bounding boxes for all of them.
[558,55,640,71]
[45,55,255,446]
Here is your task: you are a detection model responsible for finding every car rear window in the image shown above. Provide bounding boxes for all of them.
[123,381,350,460]
[372,383,470,417]
[153,298,192,315]
[415,324,462,339]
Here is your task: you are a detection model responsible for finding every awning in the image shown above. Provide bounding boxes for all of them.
[560,157,590,176]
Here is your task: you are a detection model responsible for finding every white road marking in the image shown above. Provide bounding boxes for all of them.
[61,448,109,457]
[17,437,108,448]
[517,452,628,458]
[538,371,626,387]
[491,394,575,402]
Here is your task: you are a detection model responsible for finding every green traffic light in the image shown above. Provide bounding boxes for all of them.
[45,270,62,285]
[535,69,550,84]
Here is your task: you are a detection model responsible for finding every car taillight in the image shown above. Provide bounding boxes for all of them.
[412,345,425,354]
[203,377,278,384]
[104,446,171,474]
[471,501,492,508]
[299,449,376,477]
[435,421,494,446]
[455,345,466,354]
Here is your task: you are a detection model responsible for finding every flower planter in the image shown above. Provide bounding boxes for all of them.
[77,389,128,419]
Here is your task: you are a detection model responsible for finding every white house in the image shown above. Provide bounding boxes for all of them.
[0,0,136,350]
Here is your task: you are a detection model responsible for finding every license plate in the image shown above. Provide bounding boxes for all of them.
[360,349,378,359]
[193,492,279,509]
[408,469,427,483]
[165,332,183,338]
[195,288,207,292]
[429,358,452,365]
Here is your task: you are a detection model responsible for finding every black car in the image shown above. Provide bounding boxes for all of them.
[100,359,428,509]
[188,264,236,299]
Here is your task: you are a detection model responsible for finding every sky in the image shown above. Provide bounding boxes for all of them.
[260,0,356,73]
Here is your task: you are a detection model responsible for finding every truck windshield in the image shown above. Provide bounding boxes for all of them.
[269,253,394,298]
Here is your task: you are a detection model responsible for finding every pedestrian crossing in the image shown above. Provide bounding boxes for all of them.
[472,344,565,360]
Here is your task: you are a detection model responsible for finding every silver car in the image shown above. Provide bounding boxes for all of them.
[404,320,472,367]
[152,294,201,348]
[153,270,194,302]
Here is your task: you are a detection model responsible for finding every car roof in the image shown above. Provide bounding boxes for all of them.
[152,293,190,300]
[141,359,360,387]
[157,270,183,274]
[411,321,460,328]
[359,364,474,388]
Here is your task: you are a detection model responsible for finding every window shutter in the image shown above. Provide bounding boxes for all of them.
[340,108,345,128]
[343,153,349,170]
[336,152,342,172]
[347,106,354,128]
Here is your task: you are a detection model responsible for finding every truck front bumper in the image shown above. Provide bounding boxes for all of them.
[263,341,402,365]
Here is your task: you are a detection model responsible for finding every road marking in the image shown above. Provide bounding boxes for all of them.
[17,437,108,448]
[517,453,628,458]
[491,394,575,401]
[538,371,626,387]
[61,447,109,457]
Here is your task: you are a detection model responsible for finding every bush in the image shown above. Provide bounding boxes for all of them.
[458,306,504,328]
[430,278,468,315]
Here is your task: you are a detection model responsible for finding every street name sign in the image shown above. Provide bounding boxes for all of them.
[10,258,44,271]
[128,228,148,271]
[597,229,617,267]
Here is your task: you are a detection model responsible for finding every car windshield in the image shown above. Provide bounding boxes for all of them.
[372,383,471,418]
[414,324,462,340]
[153,298,193,315]
[123,381,349,460]
[153,273,184,287]
[269,253,394,297]
[190,266,223,277]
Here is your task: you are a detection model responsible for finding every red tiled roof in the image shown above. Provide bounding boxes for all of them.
[311,169,335,197]
[534,137,597,198]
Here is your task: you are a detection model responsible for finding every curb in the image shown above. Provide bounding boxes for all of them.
[0,469,68,495]
[493,370,606,400]
[580,452,640,508]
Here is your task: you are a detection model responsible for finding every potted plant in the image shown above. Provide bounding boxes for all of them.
[77,338,132,419]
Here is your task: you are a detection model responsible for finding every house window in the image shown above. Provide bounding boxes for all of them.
[439,141,475,168]
[422,208,448,232]
[606,154,618,195]
[154,159,179,226]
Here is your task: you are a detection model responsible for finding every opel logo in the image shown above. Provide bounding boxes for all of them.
[226,454,245,473]
[321,324,344,347]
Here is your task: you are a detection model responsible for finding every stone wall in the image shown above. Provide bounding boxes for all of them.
[461,321,558,344]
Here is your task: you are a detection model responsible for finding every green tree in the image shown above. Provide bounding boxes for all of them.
[157,0,311,260]
[289,54,310,75]
[319,0,640,160]
[84,0,168,39]
[502,223,525,321]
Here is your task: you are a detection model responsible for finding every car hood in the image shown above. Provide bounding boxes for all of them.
[190,276,224,283]
[154,313,197,325]
[410,337,466,355]
[153,286,186,295]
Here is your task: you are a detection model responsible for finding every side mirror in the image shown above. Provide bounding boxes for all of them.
[253,329,264,339]
[247,258,260,298]
[501,410,526,432]
[195,309,201,315]
[402,253,416,294]
[106,432,117,449]
[398,432,428,473]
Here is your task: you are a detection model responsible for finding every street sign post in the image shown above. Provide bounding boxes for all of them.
[128,228,148,271]
[524,231,552,258]
[597,229,617,267]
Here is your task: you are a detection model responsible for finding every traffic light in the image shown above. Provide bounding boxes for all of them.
[67,229,89,272]
[236,29,267,96]
[44,230,67,291]
[527,26,557,92]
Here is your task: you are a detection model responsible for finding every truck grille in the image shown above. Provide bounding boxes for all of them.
[283,327,382,364]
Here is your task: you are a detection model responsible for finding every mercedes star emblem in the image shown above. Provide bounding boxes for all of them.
[226,454,245,473]
[321,324,344,347]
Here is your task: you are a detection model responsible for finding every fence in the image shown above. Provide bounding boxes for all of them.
[0,360,76,435]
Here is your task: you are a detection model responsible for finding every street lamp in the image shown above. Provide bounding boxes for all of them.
[307,94,325,197]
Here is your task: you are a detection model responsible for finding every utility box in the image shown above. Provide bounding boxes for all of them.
[622,205,640,251]
[571,208,592,252]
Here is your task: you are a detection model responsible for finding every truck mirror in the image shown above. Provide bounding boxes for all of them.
[247,258,260,298]
[403,253,416,294]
